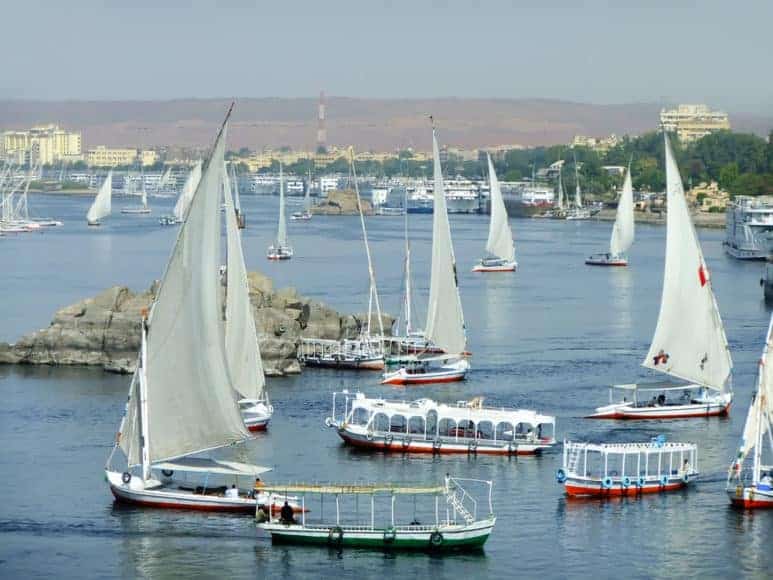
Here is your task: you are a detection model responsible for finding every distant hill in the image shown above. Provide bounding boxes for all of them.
[1,98,769,152]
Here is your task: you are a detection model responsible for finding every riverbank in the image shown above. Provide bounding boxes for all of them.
[594,208,725,229]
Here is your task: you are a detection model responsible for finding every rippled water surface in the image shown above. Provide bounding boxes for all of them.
[1,194,772,579]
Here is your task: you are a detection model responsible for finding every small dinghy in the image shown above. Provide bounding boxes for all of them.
[727,314,773,509]
[586,166,634,266]
[558,437,698,498]
[258,476,496,552]
[326,392,556,455]
[472,155,516,272]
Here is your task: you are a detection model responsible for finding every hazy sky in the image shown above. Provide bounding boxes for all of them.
[3,0,772,113]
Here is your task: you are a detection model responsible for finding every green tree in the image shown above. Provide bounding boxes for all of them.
[719,163,739,190]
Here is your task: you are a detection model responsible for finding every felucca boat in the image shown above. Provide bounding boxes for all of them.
[326,391,556,455]
[727,314,773,509]
[586,166,635,266]
[222,162,273,431]
[161,161,202,226]
[473,155,516,272]
[258,476,496,552]
[382,122,469,385]
[565,153,591,220]
[121,169,151,215]
[105,107,281,513]
[588,135,733,419]
[298,149,385,370]
[291,170,312,221]
[267,163,293,259]
[87,172,112,226]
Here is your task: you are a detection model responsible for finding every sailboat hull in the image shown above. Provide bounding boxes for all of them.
[303,356,385,370]
[727,486,773,508]
[585,255,627,267]
[120,208,151,214]
[587,401,730,419]
[381,361,469,385]
[87,220,101,227]
[472,260,517,272]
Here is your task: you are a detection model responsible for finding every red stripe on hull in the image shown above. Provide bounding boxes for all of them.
[247,422,269,432]
[730,498,773,509]
[565,481,685,497]
[340,433,541,455]
[585,261,627,267]
[382,374,465,385]
[472,268,516,273]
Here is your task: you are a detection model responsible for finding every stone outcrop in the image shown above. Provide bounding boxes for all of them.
[0,271,394,377]
[311,189,373,216]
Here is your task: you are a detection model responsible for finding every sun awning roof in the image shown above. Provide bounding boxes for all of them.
[152,457,272,477]
[257,483,445,495]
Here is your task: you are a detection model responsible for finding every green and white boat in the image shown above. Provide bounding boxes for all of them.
[257,476,495,552]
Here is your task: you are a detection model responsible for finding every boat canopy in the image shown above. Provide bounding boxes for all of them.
[257,483,445,495]
[565,440,697,455]
[153,457,272,477]
[346,394,554,426]
[610,381,702,392]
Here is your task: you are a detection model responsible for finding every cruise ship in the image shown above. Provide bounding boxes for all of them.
[723,196,773,260]
[501,182,555,217]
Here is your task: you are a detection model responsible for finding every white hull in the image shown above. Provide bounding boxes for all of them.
[589,395,731,419]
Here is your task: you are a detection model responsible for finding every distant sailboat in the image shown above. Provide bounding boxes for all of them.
[161,161,202,225]
[586,166,635,266]
[473,154,517,272]
[223,161,272,431]
[267,163,293,260]
[382,121,469,385]
[105,106,274,512]
[589,134,733,419]
[87,171,112,226]
[121,168,151,215]
[291,168,312,221]
[565,154,591,220]
[727,313,773,508]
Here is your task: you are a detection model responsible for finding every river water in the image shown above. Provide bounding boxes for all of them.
[1,194,771,579]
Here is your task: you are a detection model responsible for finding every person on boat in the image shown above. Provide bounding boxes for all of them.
[760,472,773,487]
[225,484,239,499]
[679,459,691,477]
[256,506,269,523]
[657,393,666,406]
[280,501,295,525]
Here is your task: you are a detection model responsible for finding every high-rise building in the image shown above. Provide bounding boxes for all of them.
[316,90,327,153]
[659,104,730,143]
[0,124,81,164]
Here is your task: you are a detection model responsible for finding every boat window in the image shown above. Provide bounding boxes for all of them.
[514,423,534,439]
[476,420,494,441]
[408,416,425,435]
[426,410,438,437]
[372,412,389,432]
[351,407,370,426]
[439,418,457,437]
[495,422,514,442]
[390,414,407,433]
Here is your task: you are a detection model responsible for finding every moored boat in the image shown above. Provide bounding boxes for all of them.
[382,355,469,385]
[589,134,733,420]
[558,439,698,498]
[258,476,496,552]
[726,314,773,509]
[326,392,555,455]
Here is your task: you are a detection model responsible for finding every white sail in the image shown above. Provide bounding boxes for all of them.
[173,161,203,222]
[140,182,148,209]
[120,116,249,467]
[574,155,582,208]
[485,154,515,262]
[230,163,241,213]
[223,164,265,401]
[277,164,288,247]
[609,168,635,257]
[87,172,112,223]
[642,134,733,392]
[556,167,564,210]
[425,127,466,355]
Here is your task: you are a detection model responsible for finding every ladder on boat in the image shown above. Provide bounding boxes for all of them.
[447,487,475,524]
[566,446,582,474]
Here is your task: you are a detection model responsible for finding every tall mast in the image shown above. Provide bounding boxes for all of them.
[404,186,412,336]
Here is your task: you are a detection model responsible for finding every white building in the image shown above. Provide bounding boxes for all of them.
[659,104,730,143]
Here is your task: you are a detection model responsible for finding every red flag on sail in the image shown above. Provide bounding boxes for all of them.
[698,264,708,287]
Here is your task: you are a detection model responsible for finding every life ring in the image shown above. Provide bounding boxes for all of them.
[660,475,669,486]
[637,477,646,488]
[429,531,444,549]
[622,476,631,488]
[402,437,411,449]
[468,440,478,454]
[384,433,394,446]
[602,477,613,489]
[161,469,174,478]
[556,468,567,483]
[383,526,397,544]
[121,472,132,484]
[328,526,344,546]
[432,439,442,453]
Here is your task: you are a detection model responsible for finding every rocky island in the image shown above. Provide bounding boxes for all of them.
[311,189,373,216]
[0,271,393,376]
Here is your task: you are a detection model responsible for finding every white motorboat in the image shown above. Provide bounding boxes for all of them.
[382,355,469,386]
